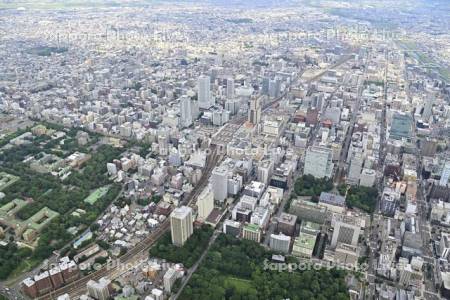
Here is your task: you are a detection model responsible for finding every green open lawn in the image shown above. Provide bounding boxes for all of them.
[224,277,256,294]
[84,186,109,205]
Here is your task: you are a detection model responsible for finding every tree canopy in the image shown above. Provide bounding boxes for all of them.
[294,174,333,197]
[346,186,378,213]
[181,234,349,300]
[149,225,213,268]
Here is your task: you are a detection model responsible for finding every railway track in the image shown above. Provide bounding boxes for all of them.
[38,147,220,300]
[36,54,354,299]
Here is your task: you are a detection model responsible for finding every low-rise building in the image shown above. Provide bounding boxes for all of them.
[292,233,316,258]
[242,223,261,242]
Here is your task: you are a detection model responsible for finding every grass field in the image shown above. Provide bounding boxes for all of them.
[84,186,109,205]
[224,277,256,294]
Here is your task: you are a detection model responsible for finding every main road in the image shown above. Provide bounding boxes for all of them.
[32,53,355,300]
[37,146,221,300]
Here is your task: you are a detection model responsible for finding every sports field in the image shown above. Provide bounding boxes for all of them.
[84,186,109,205]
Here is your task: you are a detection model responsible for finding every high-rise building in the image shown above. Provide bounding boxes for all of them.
[440,232,450,259]
[359,168,376,187]
[440,161,450,186]
[330,214,362,249]
[289,199,331,224]
[163,268,179,292]
[211,166,228,202]
[269,233,291,253]
[398,260,423,289]
[191,100,200,119]
[269,77,281,98]
[158,134,169,156]
[381,192,398,217]
[226,78,235,98]
[303,146,334,179]
[170,206,193,246]
[151,288,164,300]
[225,98,240,115]
[422,95,434,122]
[179,95,192,128]
[106,162,117,176]
[347,152,363,185]
[87,277,111,300]
[197,185,214,221]
[257,160,273,185]
[248,96,261,125]
[277,213,297,236]
[261,77,270,95]
[399,264,413,287]
[198,75,211,109]
[421,137,437,156]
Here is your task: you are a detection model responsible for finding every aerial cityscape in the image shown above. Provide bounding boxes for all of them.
[0,0,450,299]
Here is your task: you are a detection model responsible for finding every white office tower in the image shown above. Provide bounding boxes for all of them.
[248,96,261,125]
[257,160,274,185]
[225,98,240,115]
[303,146,334,179]
[170,206,193,246]
[212,110,224,126]
[179,95,192,128]
[163,268,178,292]
[191,100,200,119]
[198,75,211,109]
[399,264,413,287]
[168,148,182,167]
[158,134,169,156]
[347,152,363,185]
[106,163,117,176]
[360,168,376,187]
[330,214,362,249]
[226,78,235,98]
[269,77,281,98]
[211,166,229,202]
[440,232,450,259]
[87,277,111,300]
[151,289,163,300]
[227,174,243,196]
[422,95,434,122]
[440,161,450,186]
[197,185,214,221]
[269,233,291,253]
